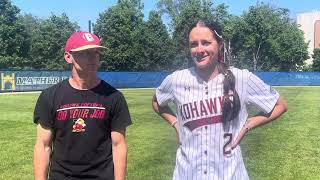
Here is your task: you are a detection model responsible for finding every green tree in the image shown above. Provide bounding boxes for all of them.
[18,13,42,38]
[94,0,144,71]
[230,3,308,71]
[17,13,42,69]
[223,15,242,65]
[29,13,79,70]
[142,10,175,71]
[157,0,216,68]
[312,48,320,71]
[0,0,29,69]
[268,21,309,71]
[232,4,280,71]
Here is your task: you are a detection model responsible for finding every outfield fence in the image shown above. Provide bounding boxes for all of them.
[0,70,320,92]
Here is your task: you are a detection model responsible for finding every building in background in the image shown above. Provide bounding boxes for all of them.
[297,12,320,64]
[315,20,320,49]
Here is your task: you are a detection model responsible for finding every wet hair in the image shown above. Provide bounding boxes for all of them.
[189,20,241,125]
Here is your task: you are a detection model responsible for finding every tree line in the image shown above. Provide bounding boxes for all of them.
[1,0,319,71]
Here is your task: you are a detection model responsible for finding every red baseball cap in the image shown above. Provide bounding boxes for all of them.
[64,31,106,52]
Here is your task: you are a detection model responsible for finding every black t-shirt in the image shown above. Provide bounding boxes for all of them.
[34,79,132,180]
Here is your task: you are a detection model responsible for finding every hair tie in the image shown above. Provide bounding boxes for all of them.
[229,95,234,102]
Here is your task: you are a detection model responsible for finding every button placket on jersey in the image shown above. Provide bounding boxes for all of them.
[205,83,209,96]
[200,81,209,177]
[200,125,209,177]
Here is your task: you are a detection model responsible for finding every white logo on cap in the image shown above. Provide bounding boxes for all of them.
[83,33,94,42]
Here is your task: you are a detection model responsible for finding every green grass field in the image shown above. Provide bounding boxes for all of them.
[0,87,319,180]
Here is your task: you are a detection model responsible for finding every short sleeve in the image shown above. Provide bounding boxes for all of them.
[110,92,132,131]
[246,73,280,113]
[156,73,174,106]
[33,90,54,129]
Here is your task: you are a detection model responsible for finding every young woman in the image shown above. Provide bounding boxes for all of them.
[152,20,287,180]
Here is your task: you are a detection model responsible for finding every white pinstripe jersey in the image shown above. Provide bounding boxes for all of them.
[156,67,279,180]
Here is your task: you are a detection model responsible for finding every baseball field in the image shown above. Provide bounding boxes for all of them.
[0,87,319,180]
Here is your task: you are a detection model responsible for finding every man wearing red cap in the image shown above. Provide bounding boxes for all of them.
[33,32,132,180]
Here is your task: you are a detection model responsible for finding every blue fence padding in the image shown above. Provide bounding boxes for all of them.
[97,72,170,88]
[0,71,320,92]
[255,72,320,86]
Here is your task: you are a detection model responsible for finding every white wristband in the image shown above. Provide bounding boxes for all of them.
[171,120,177,127]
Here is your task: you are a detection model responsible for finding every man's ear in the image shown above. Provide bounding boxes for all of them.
[64,52,73,64]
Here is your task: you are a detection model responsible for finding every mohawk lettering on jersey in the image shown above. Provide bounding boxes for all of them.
[178,96,224,121]
[178,96,224,131]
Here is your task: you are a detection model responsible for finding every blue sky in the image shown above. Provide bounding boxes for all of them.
[11,0,320,31]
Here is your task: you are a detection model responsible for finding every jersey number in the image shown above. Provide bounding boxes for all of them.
[223,133,233,155]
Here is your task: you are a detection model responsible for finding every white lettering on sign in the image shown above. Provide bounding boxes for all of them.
[16,76,68,85]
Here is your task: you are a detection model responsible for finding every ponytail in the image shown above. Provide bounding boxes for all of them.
[217,63,241,125]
